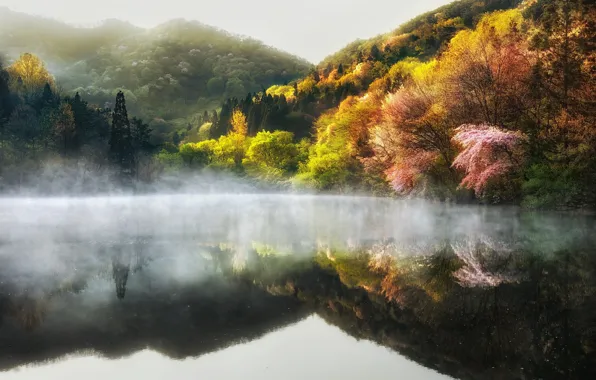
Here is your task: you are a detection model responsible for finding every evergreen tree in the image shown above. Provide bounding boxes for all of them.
[369,45,381,61]
[337,63,344,75]
[68,92,90,150]
[39,83,57,110]
[325,63,333,76]
[312,70,321,82]
[0,60,13,126]
[131,117,152,152]
[109,91,135,181]
[356,50,364,62]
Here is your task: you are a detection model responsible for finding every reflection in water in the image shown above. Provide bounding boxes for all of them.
[1,317,450,380]
[112,249,131,300]
[0,195,595,379]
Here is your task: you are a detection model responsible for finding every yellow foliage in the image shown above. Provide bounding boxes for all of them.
[410,59,439,84]
[352,62,371,77]
[230,109,248,136]
[297,77,316,93]
[266,85,296,100]
[7,53,55,94]
[442,9,524,74]
[388,58,423,81]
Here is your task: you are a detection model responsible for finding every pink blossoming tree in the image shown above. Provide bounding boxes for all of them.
[452,124,527,196]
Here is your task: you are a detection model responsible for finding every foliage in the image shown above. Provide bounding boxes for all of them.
[452,124,527,197]
[6,53,55,96]
[230,109,248,136]
[243,131,305,180]
[0,9,311,135]
[1,0,594,208]
[266,85,296,100]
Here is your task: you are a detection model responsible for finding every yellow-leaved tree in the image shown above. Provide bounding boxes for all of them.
[230,109,248,137]
[7,53,55,95]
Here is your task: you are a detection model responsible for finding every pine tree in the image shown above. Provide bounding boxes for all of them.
[40,83,57,110]
[110,91,135,181]
[369,45,381,61]
[0,60,13,125]
[337,63,344,75]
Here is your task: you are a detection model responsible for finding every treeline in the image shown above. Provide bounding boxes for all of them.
[189,0,595,208]
[0,53,155,190]
[1,0,595,209]
[0,8,311,125]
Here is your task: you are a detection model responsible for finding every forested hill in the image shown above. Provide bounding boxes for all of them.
[0,7,312,121]
[318,0,524,67]
[205,0,526,144]
[1,0,594,210]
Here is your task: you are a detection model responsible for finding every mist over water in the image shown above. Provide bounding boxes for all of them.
[1,188,594,296]
[1,182,595,379]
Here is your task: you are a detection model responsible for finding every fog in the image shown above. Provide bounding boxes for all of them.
[1,173,595,378]
[1,171,595,296]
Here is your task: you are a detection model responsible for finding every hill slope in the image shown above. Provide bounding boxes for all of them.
[0,7,312,122]
[205,0,524,141]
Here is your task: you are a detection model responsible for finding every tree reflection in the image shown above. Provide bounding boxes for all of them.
[0,236,594,379]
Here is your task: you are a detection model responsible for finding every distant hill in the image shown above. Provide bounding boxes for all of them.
[0,7,312,123]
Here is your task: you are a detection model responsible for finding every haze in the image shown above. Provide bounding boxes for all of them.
[0,0,452,63]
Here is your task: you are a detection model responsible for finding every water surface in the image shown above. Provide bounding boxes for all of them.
[0,195,594,379]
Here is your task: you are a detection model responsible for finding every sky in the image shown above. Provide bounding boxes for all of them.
[0,0,452,63]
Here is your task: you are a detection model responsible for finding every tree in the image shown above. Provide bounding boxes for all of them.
[109,91,135,180]
[7,53,55,96]
[38,83,58,111]
[243,131,301,178]
[53,103,77,154]
[0,59,13,125]
[230,109,248,136]
[452,124,527,197]
[439,10,532,127]
[521,0,596,208]
[131,117,152,152]
[371,60,457,196]
[369,45,381,61]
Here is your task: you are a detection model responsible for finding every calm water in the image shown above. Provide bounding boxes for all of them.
[0,195,595,379]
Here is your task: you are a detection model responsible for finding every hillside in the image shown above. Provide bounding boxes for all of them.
[1,0,594,209]
[0,7,312,124]
[205,0,525,141]
[318,0,523,67]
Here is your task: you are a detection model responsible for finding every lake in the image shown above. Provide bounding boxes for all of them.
[0,194,595,379]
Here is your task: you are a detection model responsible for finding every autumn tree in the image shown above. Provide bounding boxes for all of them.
[230,108,248,136]
[370,60,457,196]
[439,10,532,127]
[7,53,55,97]
[521,0,596,208]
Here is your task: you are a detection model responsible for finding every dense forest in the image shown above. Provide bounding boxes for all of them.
[0,6,311,143]
[0,0,595,209]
